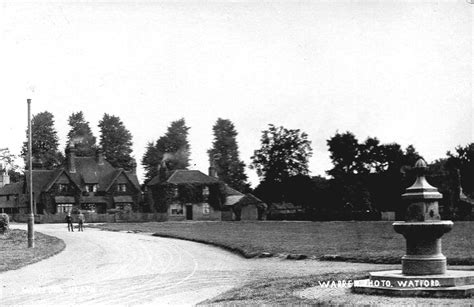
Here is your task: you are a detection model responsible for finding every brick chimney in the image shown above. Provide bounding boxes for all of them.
[96,149,104,165]
[0,164,10,188]
[208,156,218,178]
[66,145,77,173]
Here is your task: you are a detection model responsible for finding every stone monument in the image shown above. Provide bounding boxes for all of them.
[353,159,474,298]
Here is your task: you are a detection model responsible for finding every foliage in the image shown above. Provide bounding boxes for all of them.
[150,182,226,212]
[98,113,136,170]
[251,124,313,183]
[0,213,9,235]
[142,118,191,183]
[21,111,64,169]
[326,131,421,213]
[447,142,474,195]
[208,118,250,192]
[0,148,21,182]
[66,111,97,156]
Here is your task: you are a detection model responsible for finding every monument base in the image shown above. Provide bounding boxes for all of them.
[352,270,474,298]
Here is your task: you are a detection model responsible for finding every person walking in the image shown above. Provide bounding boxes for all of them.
[78,211,85,232]
[65,212,74,232]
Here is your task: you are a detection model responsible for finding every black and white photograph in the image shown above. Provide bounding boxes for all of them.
[0,0,472,305]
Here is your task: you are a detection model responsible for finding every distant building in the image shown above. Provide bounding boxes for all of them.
[5,146,142,215]
[146,161,266,221]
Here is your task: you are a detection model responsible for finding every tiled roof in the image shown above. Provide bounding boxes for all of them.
[0,182,23,195]
[225,185,243,196]
[165,170,219,185]
[69,157,117,189]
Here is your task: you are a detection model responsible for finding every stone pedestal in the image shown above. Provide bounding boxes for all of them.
[393,221,453,275]
[352,159,474,298]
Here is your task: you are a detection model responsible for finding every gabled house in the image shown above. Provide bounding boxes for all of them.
[24,147,142,215]
[0,178,26,214]
[146,162,267,221]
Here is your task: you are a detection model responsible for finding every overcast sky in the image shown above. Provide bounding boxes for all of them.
[0,0,472,187]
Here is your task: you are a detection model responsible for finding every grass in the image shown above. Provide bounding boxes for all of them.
[0,229,66,272]
[94,220,474,265]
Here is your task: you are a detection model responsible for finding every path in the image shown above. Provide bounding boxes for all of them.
[1,224,396,306]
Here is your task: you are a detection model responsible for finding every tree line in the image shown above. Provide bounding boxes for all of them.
[1,111,472,219]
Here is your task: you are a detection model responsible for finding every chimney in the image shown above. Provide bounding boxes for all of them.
[208,156,218,178]
[0,164,10,188]
[32,157,44,170]
[158,159,169,181]
[96,149,104,165]
[66,145,77,173]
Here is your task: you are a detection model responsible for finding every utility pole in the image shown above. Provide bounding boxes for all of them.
[27,98,34,248]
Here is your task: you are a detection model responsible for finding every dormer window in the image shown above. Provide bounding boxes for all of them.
[85,184,98,193]
[116,184,127,192]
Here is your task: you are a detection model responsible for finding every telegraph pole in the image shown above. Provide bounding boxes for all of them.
[27,98,34,248]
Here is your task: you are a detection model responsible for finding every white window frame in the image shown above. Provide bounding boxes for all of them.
[170,203,184,216]
[202,203,210,215]
[57,204,73,213]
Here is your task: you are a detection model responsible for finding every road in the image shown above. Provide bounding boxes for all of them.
[1,224,394,306]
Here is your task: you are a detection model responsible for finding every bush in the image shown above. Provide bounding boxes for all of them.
[0,213,10,235]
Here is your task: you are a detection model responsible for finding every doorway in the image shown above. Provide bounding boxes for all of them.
[186,204,193,220]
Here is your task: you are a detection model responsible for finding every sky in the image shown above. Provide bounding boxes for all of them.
[0,0,472,187]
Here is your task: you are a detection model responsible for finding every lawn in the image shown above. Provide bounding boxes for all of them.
[94,220,473,265]
[0,229,66,272]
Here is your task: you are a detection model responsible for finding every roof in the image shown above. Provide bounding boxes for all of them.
[67,156,141,192]
[81,196,108,203]
[225,185,243,196]
[25,169,62,196]
[149,170,219,186]
[0,182,23,195]
[224,195,245,206]
[113,195,134,203]
[55,196,75,203]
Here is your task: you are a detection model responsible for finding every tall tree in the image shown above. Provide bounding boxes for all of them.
[67,111,97,156]
[21,111,63,169]
[141,118,191,183]
[98,113,136,170]
[208,118,249,192]
[250,124,313,183]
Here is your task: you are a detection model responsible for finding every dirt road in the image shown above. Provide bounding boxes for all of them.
[1,224,395,306]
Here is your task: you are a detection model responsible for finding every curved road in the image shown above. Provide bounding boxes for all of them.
[1,224,395,306]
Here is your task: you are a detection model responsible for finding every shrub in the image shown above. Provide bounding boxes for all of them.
[0,213,10,235]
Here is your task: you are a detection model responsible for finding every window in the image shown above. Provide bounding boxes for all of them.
[81,203,96,212]
[172,187,179,198]
[202,204,210,215]
[85,184,98,193]
[170,203,184,215]
[202,187,209,200]
[59,184,69,192]
[116,184,127,192]
[57,204,73,213]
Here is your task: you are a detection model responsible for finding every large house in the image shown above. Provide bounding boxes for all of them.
[2,147,142,215]
[146,162,266,221]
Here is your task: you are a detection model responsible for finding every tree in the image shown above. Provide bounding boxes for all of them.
[208,118,249,192]
[142,118,191,183]
[21,111,63,169]
[251,124,313,183]
[66,111,97,156]
[0,148,21,182]
[98,113,136,170]
[447,143,474,195]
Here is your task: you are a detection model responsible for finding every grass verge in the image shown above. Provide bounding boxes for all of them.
[198,271,474,306]
[0,229,66,272]
[93,221,473,265]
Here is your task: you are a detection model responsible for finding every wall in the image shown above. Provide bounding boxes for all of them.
[192,203,221,221]
[12,212,168,223]
[241,205,258,221]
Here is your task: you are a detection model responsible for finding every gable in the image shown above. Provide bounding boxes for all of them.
[56,173,72,184]
[116,173,129,184]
